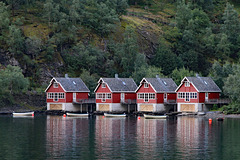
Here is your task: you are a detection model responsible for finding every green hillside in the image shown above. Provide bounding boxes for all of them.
[0,0,240,112]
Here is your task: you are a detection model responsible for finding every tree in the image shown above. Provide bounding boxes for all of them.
[7,25,25,55]
[152,38,182,75]
[171,67,196,85]
[80,69,99,97]
[220,2,240,59]
[223,64,240,112]
[209,61,233,92]
[0,65,29,95]
[0,2,10,44]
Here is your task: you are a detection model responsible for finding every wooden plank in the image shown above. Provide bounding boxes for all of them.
[50,104,62,110]
[180,104,195,112]
[99,104,110,111]
[140,104,153,111]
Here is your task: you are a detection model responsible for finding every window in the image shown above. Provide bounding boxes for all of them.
[102,83,106,88]
[59,93,65,99]
[48,93,65,99]
[178,92,185,99]
[96,93,111,101]
[144,93,149,102]
[144,83,149,88]
[185,81,190,87]
[53,82,58,88]
[185,93,190,101]
[149,93,155,99]
[138,93,144,99]
[54,93,58,101]
[107,93,111,99]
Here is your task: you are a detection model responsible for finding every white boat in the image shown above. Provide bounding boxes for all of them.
[144,114,167,119]
[66,113,89,117]
[104,113,126,117]
[13,111,34,117]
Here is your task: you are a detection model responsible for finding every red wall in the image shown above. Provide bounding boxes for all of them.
[157,93,163,103]
[125,93,136,100]
[112,93,120,103]
[47,83,65,92]
[199,93,205,103]
[178,83,198,92]
[209,92,220,99]
[95,83,111,93]
[167,93,176,100]
[137,83,155,93]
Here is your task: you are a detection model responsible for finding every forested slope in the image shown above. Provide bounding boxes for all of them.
[0,0,240,112]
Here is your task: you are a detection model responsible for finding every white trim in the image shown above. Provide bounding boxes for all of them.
[135,78,157,93]
[94,78,113,93]
[175,77,200,92]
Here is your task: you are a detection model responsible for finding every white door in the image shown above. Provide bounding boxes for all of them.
[121,93,125,102]
[164,93,167,102]
[73,93,76,101]
[205,92,208,101]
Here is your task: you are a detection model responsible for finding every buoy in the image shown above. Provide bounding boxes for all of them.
[138,116,141,120]
[63,114,66,117]
[103,116,104,118]
[32,113,34,117]
[209,118,212,124]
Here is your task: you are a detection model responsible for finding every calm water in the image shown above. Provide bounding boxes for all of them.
[0,115,240,160]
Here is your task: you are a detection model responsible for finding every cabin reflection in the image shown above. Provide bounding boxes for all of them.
[95,116,131,158]
[176,117,208,159]
[46,116,90,158]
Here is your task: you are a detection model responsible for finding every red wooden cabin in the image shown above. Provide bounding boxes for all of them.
[45,75,90,111]
[136,76,177,112]
[94,75,137,112]
[176,76,221,112]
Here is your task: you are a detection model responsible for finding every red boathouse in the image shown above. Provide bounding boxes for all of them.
[94,74,137,112]
[136,75,177,112]
[176,76,221,112]
[45,75,90,111]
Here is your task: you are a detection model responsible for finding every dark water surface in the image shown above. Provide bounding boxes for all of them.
[0,115,240,159]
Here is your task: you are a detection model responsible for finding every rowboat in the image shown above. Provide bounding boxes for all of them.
[66,113,89,117]
[13,111,34,117]
[104,113,126,117]
[144,114,167,119]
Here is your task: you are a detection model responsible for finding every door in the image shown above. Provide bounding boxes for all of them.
[121,93,125,103]
[205,92,208,102]
[164,93,167,102]
[73,93,76,102]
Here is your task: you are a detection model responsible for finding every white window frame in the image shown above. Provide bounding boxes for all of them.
[107,93,111,99]
[144,93,149,102]
[102,83,106,88]
[185,81,190,87]
[53,82,58,88]
[138,93,144,99]
[185,93,190,102]
[149,93,155,99]
[144,83,149,88]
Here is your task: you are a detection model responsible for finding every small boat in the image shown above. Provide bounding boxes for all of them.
[104,113,126,117]
[144,114,167,119]
[66,113,89,117]
[198,112,206,116]
[13,111,34,117]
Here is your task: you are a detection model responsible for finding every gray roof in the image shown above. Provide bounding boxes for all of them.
[185,77,221,92]
[145,78,177,93]
[55,78,90,92]
[101,78,137,92]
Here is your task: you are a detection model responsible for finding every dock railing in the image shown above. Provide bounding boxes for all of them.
[205,98,230,104]
[73,98,96,104]
[121,99,136,104]
[164,99,177,104]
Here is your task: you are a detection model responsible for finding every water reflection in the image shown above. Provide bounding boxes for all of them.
[42,115,240,159]
[46,116,91,159]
